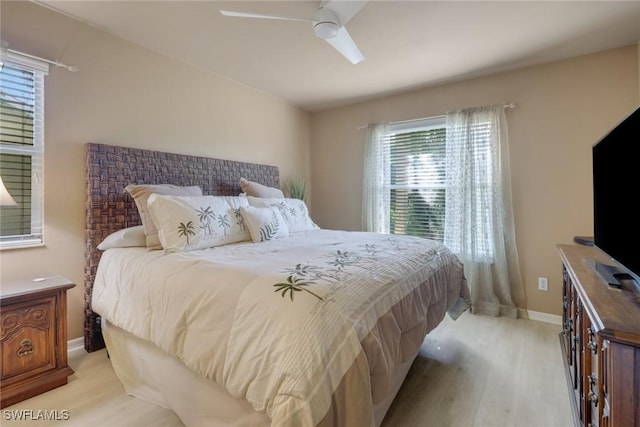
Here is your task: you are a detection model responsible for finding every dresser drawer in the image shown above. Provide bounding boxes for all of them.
[1,296,56,381]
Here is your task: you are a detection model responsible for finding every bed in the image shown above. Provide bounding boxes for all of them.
[84,143,470,427]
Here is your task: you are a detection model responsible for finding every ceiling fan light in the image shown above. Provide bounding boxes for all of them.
[314,21,339,39]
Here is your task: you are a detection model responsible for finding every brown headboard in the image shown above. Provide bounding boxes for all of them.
[84,143,280,352]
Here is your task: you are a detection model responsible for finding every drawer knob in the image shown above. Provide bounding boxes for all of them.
[588,391,598,407]
[588,341,598,353]
[17,339,34,357]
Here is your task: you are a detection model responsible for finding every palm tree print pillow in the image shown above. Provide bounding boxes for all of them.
[147,194,250,252]
[124,184,203,250]
[246,196,319,232]
[239,206,290,242]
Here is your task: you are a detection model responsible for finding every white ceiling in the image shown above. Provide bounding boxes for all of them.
[37,1,640,112]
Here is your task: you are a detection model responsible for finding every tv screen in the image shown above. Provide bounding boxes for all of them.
[593,106,640,284]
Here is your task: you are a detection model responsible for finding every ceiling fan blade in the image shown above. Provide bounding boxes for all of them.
[220,10,310,23]
[325,26,364,64]
[323,0,368,26]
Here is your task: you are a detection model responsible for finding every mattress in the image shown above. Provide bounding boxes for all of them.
[92,229,469,426]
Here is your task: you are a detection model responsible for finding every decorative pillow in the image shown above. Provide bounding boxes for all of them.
[125,184,203,249]
[97,226,146,250]
[246,196,319,233]
[146,195,250,252]
[240,177,284,198]
[239,206,289,243]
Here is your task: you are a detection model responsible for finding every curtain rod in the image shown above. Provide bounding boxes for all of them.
[356,103,516,130]
[447,102,516,114]
[1,42,78,72]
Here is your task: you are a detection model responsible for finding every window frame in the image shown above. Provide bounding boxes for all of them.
[0,52,48,250]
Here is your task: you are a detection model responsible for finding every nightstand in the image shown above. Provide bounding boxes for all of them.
[1,276,75,408]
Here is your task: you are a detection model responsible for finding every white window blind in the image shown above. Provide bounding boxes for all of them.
[0,53,48,249]
[388,117,446,241]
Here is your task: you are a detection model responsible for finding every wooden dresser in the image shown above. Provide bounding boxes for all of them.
[558,245,640,427]
[0,276,75,408]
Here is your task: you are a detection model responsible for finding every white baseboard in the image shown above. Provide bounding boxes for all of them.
[67,337,87,358]
[527,310,562,325]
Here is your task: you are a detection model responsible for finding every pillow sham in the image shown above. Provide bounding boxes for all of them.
[240,177,284,198]
[146,194,250,252]
[125,184,203,250]
[246,196,319,233]
[97,225,146,250]
[239,206,289,243]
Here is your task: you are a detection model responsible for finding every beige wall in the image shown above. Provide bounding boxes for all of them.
[309,46,639,316]
[0,2,310,340]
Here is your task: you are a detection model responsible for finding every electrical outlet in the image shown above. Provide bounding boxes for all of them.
[538,277,548,291]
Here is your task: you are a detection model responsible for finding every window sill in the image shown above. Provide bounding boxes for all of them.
[0,239,45,251]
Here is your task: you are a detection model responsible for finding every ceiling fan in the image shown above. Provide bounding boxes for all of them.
[220,0,368,65]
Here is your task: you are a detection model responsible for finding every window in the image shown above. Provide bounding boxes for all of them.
[387,117,446,242]
[383,115,494,258]
[366,107,521,316]
[365,110,505,260]
[0,53,48,249]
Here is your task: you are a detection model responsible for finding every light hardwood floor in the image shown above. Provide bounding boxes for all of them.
[2,313,573,427]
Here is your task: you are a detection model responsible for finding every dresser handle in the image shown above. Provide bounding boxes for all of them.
[17,339,34,357]
[565,318,573,331]
[588,391,598,407]
[588,341,598,353]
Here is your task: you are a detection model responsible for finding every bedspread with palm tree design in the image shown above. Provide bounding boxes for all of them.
[92,229,469,427]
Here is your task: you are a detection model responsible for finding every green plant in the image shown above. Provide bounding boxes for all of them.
[285,178,307,201]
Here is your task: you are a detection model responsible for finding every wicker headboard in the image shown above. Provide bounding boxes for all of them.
[84,143,280,352]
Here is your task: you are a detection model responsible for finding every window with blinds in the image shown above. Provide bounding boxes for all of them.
[388,117,446,241]
[0,56,47,249]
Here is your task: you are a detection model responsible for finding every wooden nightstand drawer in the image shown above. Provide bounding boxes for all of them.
[1,296,56,380]
[0,277,75,408]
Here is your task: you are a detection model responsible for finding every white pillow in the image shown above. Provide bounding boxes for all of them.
[240,206,289,242]
[97,226,146,250]
[146,195,250,252]
[125,184,203,250]
[246,196,319,233]
[240,177,284,198]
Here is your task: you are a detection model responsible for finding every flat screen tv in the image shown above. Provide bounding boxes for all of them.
[592,106,640,288]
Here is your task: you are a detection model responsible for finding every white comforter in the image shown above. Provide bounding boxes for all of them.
[92,229,467,426]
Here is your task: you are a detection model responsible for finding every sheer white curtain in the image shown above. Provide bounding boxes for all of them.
[362,123,390,233]
[444,106,525,317]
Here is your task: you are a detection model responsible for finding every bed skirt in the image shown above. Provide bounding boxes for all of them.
[102,320,417,427]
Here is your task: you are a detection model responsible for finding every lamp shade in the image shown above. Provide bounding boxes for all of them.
[0,176,18,206]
